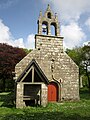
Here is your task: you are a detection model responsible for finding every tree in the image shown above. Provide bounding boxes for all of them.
[81,45,90,90]
[0,43,27,92]
[23,48,32,54]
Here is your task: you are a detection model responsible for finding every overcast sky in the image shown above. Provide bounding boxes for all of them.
[0,0,90,49]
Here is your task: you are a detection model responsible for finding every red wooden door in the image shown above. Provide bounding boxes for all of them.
[48,82,58,102]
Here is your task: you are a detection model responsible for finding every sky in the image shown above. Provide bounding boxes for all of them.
[0,0,90,49]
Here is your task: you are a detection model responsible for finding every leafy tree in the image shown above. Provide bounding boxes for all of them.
[0,43,27,92]
[81,45,90,90]
[23,48,32,54]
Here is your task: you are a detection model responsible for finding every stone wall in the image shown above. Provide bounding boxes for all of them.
[16,83,25,108]
[41,84,48,107]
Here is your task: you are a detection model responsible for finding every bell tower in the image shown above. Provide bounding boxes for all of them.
[37,4,60,36]
[35,4,63,52]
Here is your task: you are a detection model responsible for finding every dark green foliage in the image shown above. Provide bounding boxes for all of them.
[0,92,15,108]
[23,48,32,54]
[80,87,90,100]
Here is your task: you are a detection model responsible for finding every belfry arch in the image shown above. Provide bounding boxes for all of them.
[42,21,48,35]
[51,22,57,36]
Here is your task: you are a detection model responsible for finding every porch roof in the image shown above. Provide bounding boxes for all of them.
[16,59,49,84]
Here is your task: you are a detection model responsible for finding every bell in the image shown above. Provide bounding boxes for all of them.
[42,25,47,33]
[43,28,46,33]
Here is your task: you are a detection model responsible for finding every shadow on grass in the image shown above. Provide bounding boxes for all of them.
[0,92,15,108]
[80,87,90,100]
[0,111,90,120]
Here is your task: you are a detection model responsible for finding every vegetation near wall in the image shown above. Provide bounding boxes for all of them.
[0,43,28,92]
[0,42,90,93]
[0,43,90,119]
[0,88,90,120]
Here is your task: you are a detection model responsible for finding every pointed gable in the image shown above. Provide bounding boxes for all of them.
[16,59,49,84]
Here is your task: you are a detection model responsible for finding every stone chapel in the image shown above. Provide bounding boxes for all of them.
[15,5,79,108]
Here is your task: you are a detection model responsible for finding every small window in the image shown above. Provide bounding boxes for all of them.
[47,12,51,19]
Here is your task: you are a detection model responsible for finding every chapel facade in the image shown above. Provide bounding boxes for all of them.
[15,5,79,108]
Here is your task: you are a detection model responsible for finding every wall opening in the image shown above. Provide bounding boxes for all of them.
[23,84,41,106]
[42,21,48,35]
[47,12,51,19]
[51,23,57,36]
[51,25,55,36]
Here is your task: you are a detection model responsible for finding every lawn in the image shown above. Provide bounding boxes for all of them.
[0,88,90,120]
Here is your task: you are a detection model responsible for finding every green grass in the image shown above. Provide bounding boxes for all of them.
[0,88,90,120]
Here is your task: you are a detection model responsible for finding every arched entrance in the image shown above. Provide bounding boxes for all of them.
[48,82,58,102]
